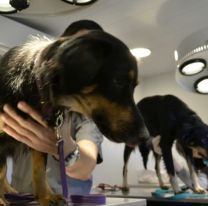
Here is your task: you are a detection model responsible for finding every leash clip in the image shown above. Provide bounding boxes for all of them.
[55,110,64,143]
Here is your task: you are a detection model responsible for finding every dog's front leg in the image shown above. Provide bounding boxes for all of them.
[32,150,65,206]
[0,163,9,206]
[161,139,181,193]
[4,178,17,193]
[122,145,134,192]
[154,153,169,189]
[186,156,205,193]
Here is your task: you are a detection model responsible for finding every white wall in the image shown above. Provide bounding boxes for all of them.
[93,70,208,186]
[141,71,208,123]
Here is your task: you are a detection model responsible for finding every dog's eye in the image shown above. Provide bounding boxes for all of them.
[189,141,195,146]
[113,78,125,88]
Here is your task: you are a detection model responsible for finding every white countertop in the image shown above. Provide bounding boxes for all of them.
[105,197,146,206]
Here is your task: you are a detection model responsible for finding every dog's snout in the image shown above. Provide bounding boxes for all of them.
[91,102,149,145]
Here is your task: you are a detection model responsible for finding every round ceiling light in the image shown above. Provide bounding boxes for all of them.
[62,0,97,6]
[194,77,208,94]
[130,48,151,59]
[10,0,29,11]
[0,0,29,13]
[0,0,17,13]
[179,58,206,76]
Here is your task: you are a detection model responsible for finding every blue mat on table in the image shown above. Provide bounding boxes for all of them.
[152,188,208,200]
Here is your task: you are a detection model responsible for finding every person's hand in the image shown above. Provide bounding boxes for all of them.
[0,102,58,156]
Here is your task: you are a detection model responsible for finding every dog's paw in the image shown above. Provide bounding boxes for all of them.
[39,194,67,206]
[0,197,9,206]
[174,190,184,195]
[121,186,130,195]
[4,184,18,194]
[193,186,206,194]
[121,186,129,192]
[161,185,169,190]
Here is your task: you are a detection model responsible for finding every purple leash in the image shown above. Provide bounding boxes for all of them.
[55,110,69,202]
[57,140,69,200]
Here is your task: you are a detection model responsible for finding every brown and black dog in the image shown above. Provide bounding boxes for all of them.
[0,31,149,205]
[122,95,208,194]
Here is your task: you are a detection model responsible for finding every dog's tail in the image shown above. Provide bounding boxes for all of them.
[138,140,151,169]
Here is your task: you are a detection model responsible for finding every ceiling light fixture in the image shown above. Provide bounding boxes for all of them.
[62,0,97,6]
[0,0,29,13]
[10,0,29,11]
[194,77,208,94]
[179,58,206,76]
[130,48,151,59]
[0,0,17,13]
[175,28,208,94]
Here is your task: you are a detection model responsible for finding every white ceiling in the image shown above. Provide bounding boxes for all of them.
[1,0,208,78]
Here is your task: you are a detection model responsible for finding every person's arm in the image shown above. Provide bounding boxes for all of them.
[0,102,98,180]
[66,139,98,180]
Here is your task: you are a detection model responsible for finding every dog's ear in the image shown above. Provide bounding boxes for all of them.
[54,38,111,94]
[181,124,207,146]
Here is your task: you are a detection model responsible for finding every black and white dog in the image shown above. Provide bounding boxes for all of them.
[123,95,208,193]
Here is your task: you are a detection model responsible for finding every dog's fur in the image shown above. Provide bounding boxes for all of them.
[122,94,208,193]
[0,31,149,206]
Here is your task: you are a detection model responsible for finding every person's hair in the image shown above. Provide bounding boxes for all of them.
[61,19,104,37]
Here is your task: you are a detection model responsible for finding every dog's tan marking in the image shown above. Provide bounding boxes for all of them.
[58,94,133,134]
[129,69,138,85]
[89,95,132,131]
[0,119,3,131]
[32,150,51,198]
[0,165,9,206]
[152,136,162,155]
[0,165,6,191]
[32,150,64,206]
[129,69,136,80]
[81,85,98,94]
[190,146,208,159]
[4,178,17,193]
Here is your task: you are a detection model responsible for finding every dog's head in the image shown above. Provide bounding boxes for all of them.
[182,120,208,159]
[35,31,149,144]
